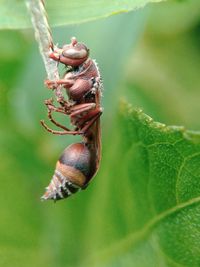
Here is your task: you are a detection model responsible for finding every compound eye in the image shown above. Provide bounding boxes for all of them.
[62,47,88,59]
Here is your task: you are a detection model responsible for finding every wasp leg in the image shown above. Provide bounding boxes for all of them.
[47,109,71,131]
[40,120,82,135]
[69,103,96,128]
[44,99,67,114]
[81,108,102,134]
[43,99,72,131]
[70,103,97,130]
[44,79,74,89]
[70,103,96,117]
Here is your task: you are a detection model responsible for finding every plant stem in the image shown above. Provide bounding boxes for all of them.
[25,0,59,81]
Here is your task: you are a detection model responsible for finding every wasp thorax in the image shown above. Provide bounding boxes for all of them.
[41,143,97,201]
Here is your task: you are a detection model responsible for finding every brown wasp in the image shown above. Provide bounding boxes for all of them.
[41,37,103,201]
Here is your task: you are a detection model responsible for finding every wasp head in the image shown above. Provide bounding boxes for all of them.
[49,37,89,67]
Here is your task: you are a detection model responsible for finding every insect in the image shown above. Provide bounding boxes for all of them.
[41,37,103,201]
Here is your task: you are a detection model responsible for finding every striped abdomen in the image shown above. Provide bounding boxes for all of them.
[41,142,97,201]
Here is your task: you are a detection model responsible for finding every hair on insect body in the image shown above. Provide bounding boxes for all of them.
[41,37,103,201]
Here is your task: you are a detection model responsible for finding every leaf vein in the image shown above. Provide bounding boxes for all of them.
[92,195,200,263]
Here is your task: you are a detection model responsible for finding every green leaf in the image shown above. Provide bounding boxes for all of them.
[1,0,163,29]
[1,1,200,266]
[84,102,200,267]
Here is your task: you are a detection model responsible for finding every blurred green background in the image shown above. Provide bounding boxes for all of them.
[0,1,200,266]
